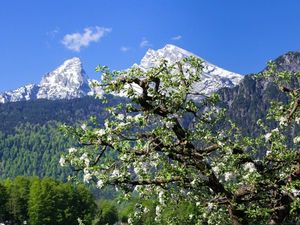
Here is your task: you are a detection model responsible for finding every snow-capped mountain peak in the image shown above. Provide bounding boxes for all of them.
[41,57,85,83]
[0,57,91,103]
[139,44,243,97]
[140,44,194,69]
[37,57,90,100]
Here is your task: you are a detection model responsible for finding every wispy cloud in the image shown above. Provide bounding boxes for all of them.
[140,38,152,48]
[47,27,60,39]
[120,46,130,52]
[62,26,111,52]
[171,35,182,41]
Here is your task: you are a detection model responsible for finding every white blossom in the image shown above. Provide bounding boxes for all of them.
[83,171,92,183]
[212,165,221,175]
[158,191,165,205]
[85,158,90,167]
[224,172,235,182]
[80,153,90,167]
[207,202,214,211]
[95,129,105,137]
[264,132,272,142]
[126,115,133,120]
[155,205,162,217]
[81,123,87,130]
[296,117,300,124]
[120,154,128,161]
[99,91,104,99]
[165,121,174,129]
[68,147,77,153]
[80,153,88,160]
[111,169,120,177]
[116,114,125,120]
[106,135,112,142]
[128,217,133,224]
[59,157,66,167]
[191,179,196,186]
[291,188,300,197]
[279,116,288,127]
[134,114,143,120]
[77,218,84,225]
[97,179,104,188]
[293,136,300,144]
[244,162,256,173]
[144,207,150,213]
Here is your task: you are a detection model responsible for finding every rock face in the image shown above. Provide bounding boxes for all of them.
[273,51,300,72]
[218,51,300,138]
[0,44,244,103]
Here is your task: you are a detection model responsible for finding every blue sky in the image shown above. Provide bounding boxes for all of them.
[0,0,300,92]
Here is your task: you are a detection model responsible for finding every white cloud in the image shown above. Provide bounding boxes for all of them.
[172,35,182,41]
[140,38,152,48]
[62,26,111,52]
[120,46,130,52]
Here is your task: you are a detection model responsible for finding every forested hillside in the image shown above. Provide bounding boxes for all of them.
[0,123,73,179]
[0,95,122,180]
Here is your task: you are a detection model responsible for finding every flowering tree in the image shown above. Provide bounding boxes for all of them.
[61,57,300,225]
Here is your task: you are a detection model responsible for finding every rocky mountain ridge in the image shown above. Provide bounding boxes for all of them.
[218,50,300,138]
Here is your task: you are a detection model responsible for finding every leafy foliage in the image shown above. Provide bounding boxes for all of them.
[94,200,119,225]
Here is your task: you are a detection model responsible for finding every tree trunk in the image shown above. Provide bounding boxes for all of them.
[228,206,249,225]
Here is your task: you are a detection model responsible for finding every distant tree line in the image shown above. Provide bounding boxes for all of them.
[0,176,95,225]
